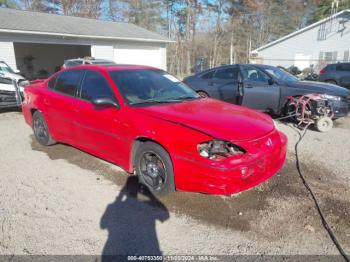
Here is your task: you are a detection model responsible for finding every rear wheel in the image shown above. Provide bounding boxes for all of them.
[135,142,175,197]
[197,91,209,98]
[32,111,56,146]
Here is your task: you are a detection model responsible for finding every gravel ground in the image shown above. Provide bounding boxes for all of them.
[0,111,349,257]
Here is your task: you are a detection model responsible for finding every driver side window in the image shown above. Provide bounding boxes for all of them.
[80,70,116,102]
[241,66,270,83]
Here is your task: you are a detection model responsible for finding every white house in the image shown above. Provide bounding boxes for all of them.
[251,10,350,72]
[0,8,171,79]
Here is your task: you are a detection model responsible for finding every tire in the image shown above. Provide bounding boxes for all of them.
[32,111,56,146]
[326,80,337,85]
[135,141,175,197]
[197,91,209,98]
[315,116,333,132]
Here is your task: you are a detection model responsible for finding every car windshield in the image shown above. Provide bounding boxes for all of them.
[65,60,83,67]
[263,66,299,82]
[0,62,15,74]
[109,69,200,106]
[91,60,115,65]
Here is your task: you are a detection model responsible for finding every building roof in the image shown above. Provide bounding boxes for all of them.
[253,9,350,52]
[0,8,171,43]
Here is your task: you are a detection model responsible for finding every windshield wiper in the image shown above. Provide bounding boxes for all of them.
[129,99,180,105]
[129,96,200,106]
[172,95,201,101]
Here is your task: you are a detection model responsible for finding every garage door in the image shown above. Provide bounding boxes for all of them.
[91,45,114,61]
[114,46,163,69]
[0,42,17,70]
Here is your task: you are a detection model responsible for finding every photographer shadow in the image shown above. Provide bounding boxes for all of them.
[101,176,169,260]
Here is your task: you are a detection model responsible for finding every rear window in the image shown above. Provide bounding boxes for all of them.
[65,60,83,67]
[324,64,336,71]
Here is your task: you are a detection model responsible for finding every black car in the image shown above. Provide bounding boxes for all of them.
[318,63,350,88]
[183,64,350,118]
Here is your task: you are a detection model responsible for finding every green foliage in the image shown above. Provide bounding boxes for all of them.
[0,0,18,8]
[310,0,350,23]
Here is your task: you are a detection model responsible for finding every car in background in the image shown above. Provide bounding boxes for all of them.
[61,57,116,70]
[0,61,28,85]
[318,63,350,88]
[183,64,350,119]
[22,65,287,196]
[0,75,24,108]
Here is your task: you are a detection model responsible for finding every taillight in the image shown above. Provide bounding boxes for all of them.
[319,69,326,75]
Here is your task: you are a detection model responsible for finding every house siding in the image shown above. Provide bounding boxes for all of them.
[255,12,350,71]
[0,41,16,69]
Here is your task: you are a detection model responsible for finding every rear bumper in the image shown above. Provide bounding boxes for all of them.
[173,130,288,195]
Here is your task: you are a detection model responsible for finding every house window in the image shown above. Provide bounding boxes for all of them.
[324,51,337,62]
[318,52,324,61]
[344,51,349,62]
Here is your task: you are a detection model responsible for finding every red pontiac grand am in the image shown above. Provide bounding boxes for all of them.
[22,65,287,196]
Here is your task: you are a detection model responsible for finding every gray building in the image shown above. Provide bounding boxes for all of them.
[0,8,171,79]
[251,9,350,72]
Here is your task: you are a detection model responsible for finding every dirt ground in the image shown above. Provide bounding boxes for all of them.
[0,111,349,257]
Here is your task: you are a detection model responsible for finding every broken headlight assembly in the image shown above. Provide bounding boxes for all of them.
[197,140,245,160]
[320,94,341,101]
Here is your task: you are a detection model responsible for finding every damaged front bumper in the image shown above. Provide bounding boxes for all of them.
[173,129,288,195]
[0,90,22,108]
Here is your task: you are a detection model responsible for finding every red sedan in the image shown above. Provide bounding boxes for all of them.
[22,65,287,196]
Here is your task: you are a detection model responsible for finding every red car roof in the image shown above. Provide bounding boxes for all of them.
[66,64,158,71]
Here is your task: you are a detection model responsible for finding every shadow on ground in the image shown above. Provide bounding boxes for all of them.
[0,107,21,114]
[100,176,169,259]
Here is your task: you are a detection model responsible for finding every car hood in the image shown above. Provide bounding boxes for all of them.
[286,81,349,97]
[136,98,275,141]
[0,72,24,81]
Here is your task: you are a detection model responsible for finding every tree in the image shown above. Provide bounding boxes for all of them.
[310,0,350,23]
[0,0,18,8]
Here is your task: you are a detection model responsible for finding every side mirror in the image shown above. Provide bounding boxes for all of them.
[268,78,275,85]
[92,97,119,109]
[14,70,21,74]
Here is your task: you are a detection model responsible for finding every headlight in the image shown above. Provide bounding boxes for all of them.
[320,94,341,101]
[18,80,30,87]
[197,140,245,160]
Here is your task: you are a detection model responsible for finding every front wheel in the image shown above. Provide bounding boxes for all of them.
[135,142,175,197]
[315,116,333,132]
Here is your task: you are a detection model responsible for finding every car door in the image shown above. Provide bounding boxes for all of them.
[336,63,350,88]
[43,69,84,142]
[240,65,280,112]
[208,66,240,103]
[72,69,126,164]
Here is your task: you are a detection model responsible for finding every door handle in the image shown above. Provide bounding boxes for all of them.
[246,85,253,88]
